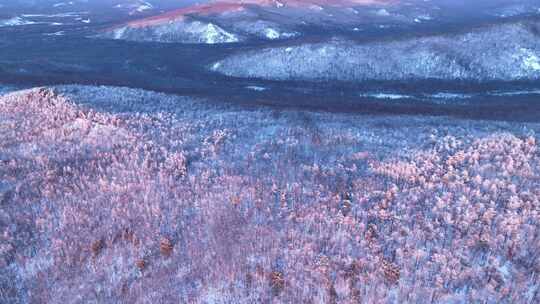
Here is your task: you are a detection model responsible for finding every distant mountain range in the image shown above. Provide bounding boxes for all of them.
[91,0,540,83]
[98,0,407,43]
[0,1,202,20]
[1,1,540,84]
[211,20,540,82]
[98,0,540,44]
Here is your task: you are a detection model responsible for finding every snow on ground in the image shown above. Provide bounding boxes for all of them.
[359,93,413,100]
[428,92,473,100]
[43,31,65,36]
[246,85,267,91]
[490,89,540,97]
[518,48,540,71]
[201,23,239,44]
[491,3,540,18]
[114,0,155,15]
[111,26,128,40]
[0,17,36,27]
[134,1,153,13]
[1,85,540,303]
[356,90,540,102]
[0,13,81,27]
[21,12,85,18]
[53,2,74,8]
[103,20,241,44]
[230,19,299,41]
[211,20,540,82]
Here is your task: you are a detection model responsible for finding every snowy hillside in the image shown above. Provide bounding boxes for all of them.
[0,16,37,27]
[211,20,540,81]
[3,1,540,303]
[103,19,241,44]
[1,86,540,303]
[96,0,396,44]
[96,0,540,44]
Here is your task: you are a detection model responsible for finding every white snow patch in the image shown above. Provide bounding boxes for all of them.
[0,16,36,27]
[429,92,473,99]
[360,93,412,100]
[519,48,540,71]
[44,31,65,36]
[137,5,152,12]
[262,28,296,40]
[281,32,297,39]
[265,28,280,40]
[376,9,390,17]
[489,89,540,97]
[200,23,238,44]
[22,12,84,18]
[319,46,330,55]
[246,86,267,92]
[53,2,72,8]
[419,14,433,21]
[137,4,153,13]
[414,15,433,23]
[113,27,128,40]
[212,62,222,70]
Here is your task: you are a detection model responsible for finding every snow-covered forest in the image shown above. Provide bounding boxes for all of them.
[1,86,539,303]
[212,20,540,82]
